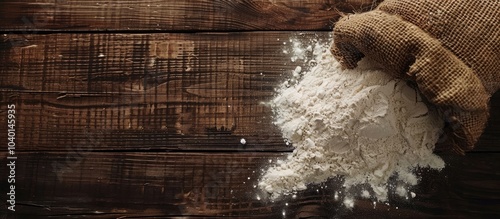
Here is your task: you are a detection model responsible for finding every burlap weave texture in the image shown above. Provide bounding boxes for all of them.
[331,0,499,152]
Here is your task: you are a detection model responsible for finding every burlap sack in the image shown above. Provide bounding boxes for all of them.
[331,0,499,153]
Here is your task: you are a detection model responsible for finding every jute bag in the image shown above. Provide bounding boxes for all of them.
[331,0,499,153]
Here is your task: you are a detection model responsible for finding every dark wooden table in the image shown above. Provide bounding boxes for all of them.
[1,1,499,218]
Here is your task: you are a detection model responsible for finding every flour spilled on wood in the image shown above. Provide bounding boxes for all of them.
[258,35,445,208]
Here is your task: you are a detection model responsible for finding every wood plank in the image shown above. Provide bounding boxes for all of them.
[1,32,499,152]
[1,32,309,94]
[0,32,328,151]
[1,152,499,218]
[0,0,381,31]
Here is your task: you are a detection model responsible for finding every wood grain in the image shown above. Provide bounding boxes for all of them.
[1,32,318,151]
[0,152,499,218]
[1,32,499,152]
[0,0,381,31]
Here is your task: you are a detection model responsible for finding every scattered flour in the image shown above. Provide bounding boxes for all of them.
[343,197,355,208]
[258,37,445,206]
[361,190,371,198]
[395,185,408,198]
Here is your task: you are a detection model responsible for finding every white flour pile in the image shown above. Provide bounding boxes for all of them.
[258,37,445,206]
